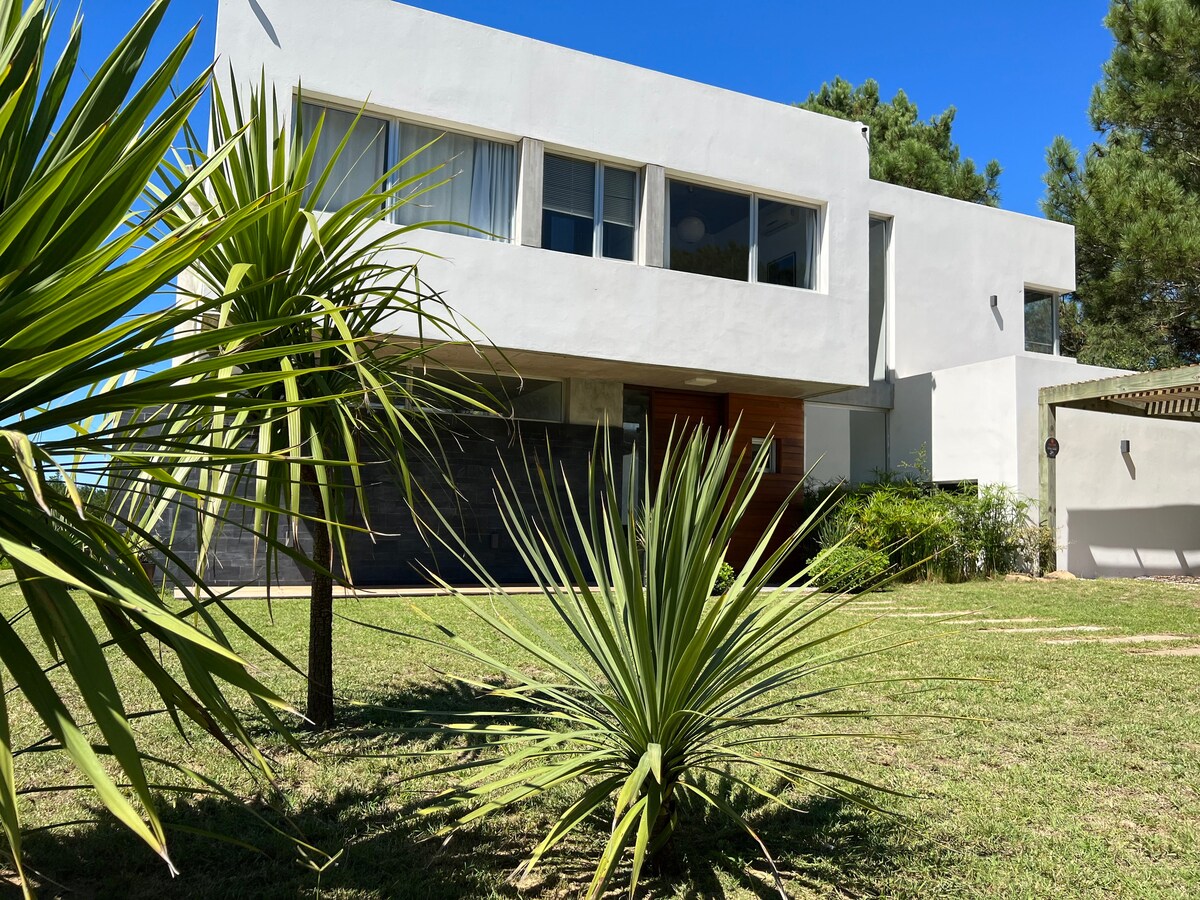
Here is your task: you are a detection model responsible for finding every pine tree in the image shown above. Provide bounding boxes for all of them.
[798,77,1001,206]
[1043,0,1200,369]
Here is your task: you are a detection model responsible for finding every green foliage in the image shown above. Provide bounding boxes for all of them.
[380,426,935,899]
[711,561,736,594]
[0,0,373,887]
[799,77,1001,205]
[818,478,1046,583]
[1042,0,1200,369]
[130,79,488,728]
[809,545,890,592]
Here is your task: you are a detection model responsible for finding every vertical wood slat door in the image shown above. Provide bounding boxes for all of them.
[647,389,806,574]
[648,389,725,478]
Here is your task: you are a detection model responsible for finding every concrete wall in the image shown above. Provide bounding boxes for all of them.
[216,0,878,392]
[1055,409,1200,577]
[805,404,886,485]
[867,180,1076,378]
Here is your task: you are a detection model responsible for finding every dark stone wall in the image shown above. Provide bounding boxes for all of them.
[157,416,621,588]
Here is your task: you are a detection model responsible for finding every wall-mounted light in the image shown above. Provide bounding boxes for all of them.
[989,294,998,308]
[1120,439,1131,454]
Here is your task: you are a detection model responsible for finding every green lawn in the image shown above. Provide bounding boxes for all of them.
[4,578,1199,899]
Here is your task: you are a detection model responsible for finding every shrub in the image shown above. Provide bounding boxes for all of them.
[810,545,890,592]
[818,477,1044,582]
[711,561,736,594]
[394,426,933,898]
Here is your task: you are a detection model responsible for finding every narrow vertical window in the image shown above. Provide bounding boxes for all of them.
[1024,289,1057,354]
[757,199,817,289]
[542,154,595,256]
[602,166,636,261]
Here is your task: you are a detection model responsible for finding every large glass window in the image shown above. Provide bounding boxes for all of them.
[542,154,637,260]
[667,180,817,288]
[410,370,563,423]
[299,102,389,211]
[668,182,750,281]
[394,122,515,240]
[1024,288,1057,354]
[299,100,515,241]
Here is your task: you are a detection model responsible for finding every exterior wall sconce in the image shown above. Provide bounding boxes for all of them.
[989,294,998,308]
[1120,439,1131,454]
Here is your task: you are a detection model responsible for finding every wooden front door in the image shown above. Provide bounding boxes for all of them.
[644,389,806,574]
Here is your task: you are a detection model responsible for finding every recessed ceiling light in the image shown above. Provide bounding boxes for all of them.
[685,377,718,387]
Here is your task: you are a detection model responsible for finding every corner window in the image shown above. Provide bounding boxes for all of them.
[299,100,515,241]
[542,154,637,261]
[1024,288,1058,354]
[299,102,389,211]
[667,180,818,289]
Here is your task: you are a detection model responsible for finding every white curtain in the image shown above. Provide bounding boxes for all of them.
[396,123,514,240]
[800,206,818,290]
[300,102,388,212]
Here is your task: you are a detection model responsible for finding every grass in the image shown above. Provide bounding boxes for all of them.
[2,577,1198,898]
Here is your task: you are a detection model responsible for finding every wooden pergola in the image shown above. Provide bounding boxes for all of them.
[1038,364,1200,537]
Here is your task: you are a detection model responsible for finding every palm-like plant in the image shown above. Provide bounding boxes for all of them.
[387,425,936,899]
[0,0,391,891]
[144,78,487,729]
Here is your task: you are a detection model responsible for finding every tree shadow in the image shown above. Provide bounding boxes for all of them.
[18,750,930,899]
[20,784,537,900]
[639,773,917,899]
[320,674,543,752]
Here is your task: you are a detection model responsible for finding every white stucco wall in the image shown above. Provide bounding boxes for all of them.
[867,181,1077,378]
[1053,408,1200,577]
[215,0,875,391]
[892,354,1125,496]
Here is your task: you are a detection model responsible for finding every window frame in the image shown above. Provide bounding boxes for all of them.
[541,151,640,262]
[750,436,780,475]
[294,95,518,242]
[664,178,822,291]
[1023,287,1060,356]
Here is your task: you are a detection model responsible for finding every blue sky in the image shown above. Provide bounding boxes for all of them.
[78,1,1116,217]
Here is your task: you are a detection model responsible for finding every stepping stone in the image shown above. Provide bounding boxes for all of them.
[1044,634,1196,645]
[955,617,1044,625]
[882,610,982,618]
[1133,646,1200,656]
[984,625,1109,634]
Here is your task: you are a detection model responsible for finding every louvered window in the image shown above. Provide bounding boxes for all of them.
[542,154,637,261]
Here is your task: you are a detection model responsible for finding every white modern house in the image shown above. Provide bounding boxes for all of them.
[205,0,1200,581]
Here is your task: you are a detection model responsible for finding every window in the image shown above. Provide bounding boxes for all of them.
[299,100,515,240]
[409,370,564,423]
[394,122,515,241]
[667,180,818,288]
[299,102,389,211]
[1024,288,1058,354]
[750,437,780,474]
[542,154,637,260]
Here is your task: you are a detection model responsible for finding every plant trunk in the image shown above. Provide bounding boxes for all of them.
[303,472,336,730]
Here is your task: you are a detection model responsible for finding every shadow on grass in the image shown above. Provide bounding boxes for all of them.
[20,766,925,899]
[635,774,915,900]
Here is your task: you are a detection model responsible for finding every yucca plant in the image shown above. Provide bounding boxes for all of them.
[378,425,941,899]
[141,78,491,729]
[0,0,373,891]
